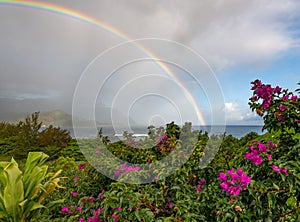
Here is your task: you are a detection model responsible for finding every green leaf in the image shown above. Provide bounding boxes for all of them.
[171,185,181,190]
[45,199,65,210]
[286,196,297,208]
[266,217,272,222]
[23,153,49,200]
[21,200,45,214]
[23,165,48,199]
[267,192,275,209]
[272,183,280,190]
[135,210,142,221]
[145,209,155,219]
[23,152,48,182]
[3,161,24,222]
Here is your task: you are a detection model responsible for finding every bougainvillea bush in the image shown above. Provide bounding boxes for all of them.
[3,80,299,222]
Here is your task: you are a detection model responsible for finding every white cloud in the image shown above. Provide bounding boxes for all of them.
[184,1,300,70]
[224,102,263,125]
[70,0,300,70]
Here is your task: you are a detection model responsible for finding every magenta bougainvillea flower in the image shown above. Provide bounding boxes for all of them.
[267,154,272,160]
[196,179,206,193]
[218,168,251,197]
[291,95,298,101]
[282,95,289,101]
[245,141,276,165]
[61,206,68,213]
[98,189,105,199]
[76,206,84,211]
[124,139,140,148]
[115,170,121,177]
[281,168,289,176]
[78,162,87,170]
[272,165,289,176]
[245,149,263,165]
[87,216,100,222]
[250,80,281,109]
[157,135,168,149]
[93,208,104,215]
[168,201,173,209]
[115,163,140,177]
[113,207,122,211]
[278,115,285,121]
[272,165,281,173]
[112,213,121,222]
[279,105,287,111]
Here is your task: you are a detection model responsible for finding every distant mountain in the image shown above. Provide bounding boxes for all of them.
[2,107,137,127]
[39,109,98,127]
[2,109,108,127]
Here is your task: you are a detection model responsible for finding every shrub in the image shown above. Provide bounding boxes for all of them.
[0,112,72,159]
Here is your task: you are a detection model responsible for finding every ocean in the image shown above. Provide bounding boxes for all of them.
[66,125,264,139]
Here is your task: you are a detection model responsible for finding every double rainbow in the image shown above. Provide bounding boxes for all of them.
[0,0,206,126]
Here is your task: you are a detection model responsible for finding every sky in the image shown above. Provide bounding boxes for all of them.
[0,0,300,126]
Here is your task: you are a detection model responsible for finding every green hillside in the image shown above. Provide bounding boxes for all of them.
[7,110,105,127]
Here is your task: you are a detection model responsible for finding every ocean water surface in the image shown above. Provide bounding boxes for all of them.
[66,125,264,139]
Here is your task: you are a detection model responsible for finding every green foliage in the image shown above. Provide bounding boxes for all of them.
[166,121,181,139]
[0,152,64,222]
[16,112,42,148]
[49,80,299,221]
[249,80,300,146]
[0,112,72,159]
[38,125,71,148]
[0,122,19,139]
[53,156,76,171]
[57,139,85,161]
[1,80,299,221]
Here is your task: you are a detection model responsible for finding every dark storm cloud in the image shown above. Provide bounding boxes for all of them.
[0,0,299,124]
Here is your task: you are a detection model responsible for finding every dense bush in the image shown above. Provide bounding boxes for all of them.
[0,112,72,159]
[0,80,299,221]
[49,80,299,222]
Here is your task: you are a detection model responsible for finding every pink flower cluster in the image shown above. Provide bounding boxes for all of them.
[61,188,112,222]
[157,135,168,149]
[279,94,298,121]
[61,205,84,217]
[124,139,139,148]
[115,163,140,177]
[218,168,251,197]
[282,94,298,102]
[98,189,105,199]
[251,79,281,109]
[78,162,88,170]
[61,206,69,213]
[81,196,95,203]
[272,165,289,176]
[84,207,104,222]
[196,179,206,192]
[245,141,276,165]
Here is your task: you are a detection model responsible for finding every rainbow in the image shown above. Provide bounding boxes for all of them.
[0,0,206,126]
